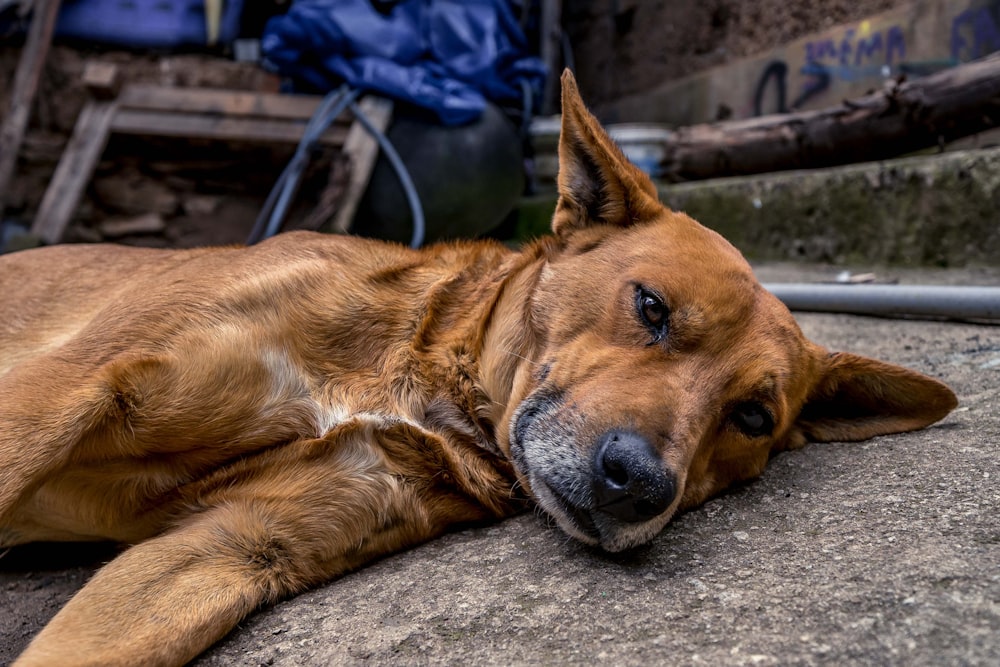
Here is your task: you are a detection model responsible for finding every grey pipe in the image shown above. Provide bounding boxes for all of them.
[761,283,1000,320]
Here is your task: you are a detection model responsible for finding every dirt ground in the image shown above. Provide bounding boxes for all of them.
[1,263,997,665]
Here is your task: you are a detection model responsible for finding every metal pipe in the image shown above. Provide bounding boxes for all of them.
[761,283,1000,321]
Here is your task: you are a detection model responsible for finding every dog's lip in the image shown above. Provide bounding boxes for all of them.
[540,481,600,541]
[513,385,563,427]
[511,395,551,450]
[508,389,561,473]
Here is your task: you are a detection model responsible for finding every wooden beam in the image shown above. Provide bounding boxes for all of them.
[31,101,118,245]
[331,96,393,234]
[0,0,63,215]
[539,0,562,115]
[30,85,367,244]
[83,62,122,100]
[110,109,349,145]
[116,86,350,124]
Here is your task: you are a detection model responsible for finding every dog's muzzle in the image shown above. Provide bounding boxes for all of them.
[510,394,677,550]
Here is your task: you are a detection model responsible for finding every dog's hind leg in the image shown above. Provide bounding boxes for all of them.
[1,340,317,540]
[0,357,118,527]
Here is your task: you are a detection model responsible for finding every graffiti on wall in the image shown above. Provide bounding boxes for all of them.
[751,1,1000,117]
[804,22,907,75]
[951,4,1000,60]
[753,20,907,115]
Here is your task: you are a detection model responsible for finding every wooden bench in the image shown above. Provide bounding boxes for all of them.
[31,83,392,244]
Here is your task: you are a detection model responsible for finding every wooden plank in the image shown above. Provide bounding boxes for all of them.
[31,101,118,245]
[0,0,63,215]
[116,86,350,124]
[331,96,393,234]
[110,109,349,145]
[83,62,122,100]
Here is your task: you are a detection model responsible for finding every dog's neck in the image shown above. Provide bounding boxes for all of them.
[474,238,556,455]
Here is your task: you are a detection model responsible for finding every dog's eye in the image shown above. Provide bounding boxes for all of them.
[635,286,669,343]
[732,402,774,438]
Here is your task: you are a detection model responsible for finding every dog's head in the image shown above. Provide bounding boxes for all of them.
[498,72,957,552]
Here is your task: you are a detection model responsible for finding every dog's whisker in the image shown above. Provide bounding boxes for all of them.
[505,476,525,500]
[500,348,538,365]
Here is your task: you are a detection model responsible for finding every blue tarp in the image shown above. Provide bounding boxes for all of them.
[261,0,547,126]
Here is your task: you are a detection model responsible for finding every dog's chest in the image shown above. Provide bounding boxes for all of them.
[254,346,410,437]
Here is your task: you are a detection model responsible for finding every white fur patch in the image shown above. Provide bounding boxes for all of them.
[256,346,422,440]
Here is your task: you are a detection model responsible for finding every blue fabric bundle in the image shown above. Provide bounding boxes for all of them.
[261,0,547,125]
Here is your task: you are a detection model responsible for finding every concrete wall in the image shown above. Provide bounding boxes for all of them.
[596,0,1000,125]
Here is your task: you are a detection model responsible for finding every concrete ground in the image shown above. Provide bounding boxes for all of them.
[1,262,997,666]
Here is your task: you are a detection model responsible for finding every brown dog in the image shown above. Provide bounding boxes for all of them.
[1,72,955,666]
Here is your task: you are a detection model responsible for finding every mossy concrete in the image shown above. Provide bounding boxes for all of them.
[515,147,1000,267]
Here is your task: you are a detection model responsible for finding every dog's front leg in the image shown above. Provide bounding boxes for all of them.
[15,432,439,667]
[15,514,289,667]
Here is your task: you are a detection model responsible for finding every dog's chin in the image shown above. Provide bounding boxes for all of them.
[532,478,671,553]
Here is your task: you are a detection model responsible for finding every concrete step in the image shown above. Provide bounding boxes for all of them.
[515,145,1000,267]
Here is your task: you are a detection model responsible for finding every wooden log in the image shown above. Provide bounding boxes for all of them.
[660,53,1000,182]
[0,0,63,215]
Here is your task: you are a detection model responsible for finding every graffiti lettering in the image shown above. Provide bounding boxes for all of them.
[951,5,1000,61]
[745,3,1000,121]
[805,40,837,62]
[853,31,884,62]
[804,24,906,74]
[753,61,788,116]
[751,60,832,116]
[795,62,832,109]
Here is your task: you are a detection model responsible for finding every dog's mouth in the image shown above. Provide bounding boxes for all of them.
[509,390,599,542]
[508,388,561,468]
[533,472,672,552]
[540,481,599,541]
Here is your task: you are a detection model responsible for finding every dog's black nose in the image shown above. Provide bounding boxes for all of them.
[592,430,675,523]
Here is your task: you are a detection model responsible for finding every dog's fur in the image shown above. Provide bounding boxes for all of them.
[1,72,956,666]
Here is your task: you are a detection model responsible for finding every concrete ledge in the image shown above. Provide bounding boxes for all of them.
[516,147,1000,267]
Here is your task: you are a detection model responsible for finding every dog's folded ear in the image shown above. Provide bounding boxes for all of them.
[553,70,663,239]
[795,351,958,443]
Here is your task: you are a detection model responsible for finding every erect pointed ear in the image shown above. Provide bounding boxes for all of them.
[796,351,958,443]
[553,70,663,239]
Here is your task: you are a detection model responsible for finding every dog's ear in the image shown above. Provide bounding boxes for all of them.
[795,351,957,443]
[553,70,662,239]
